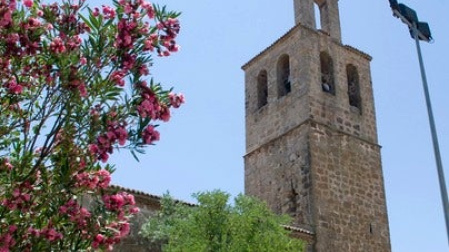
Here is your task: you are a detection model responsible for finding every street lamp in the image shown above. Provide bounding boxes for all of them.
[389,0,449,246]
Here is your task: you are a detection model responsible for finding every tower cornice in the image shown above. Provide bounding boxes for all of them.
[242,23,371,71]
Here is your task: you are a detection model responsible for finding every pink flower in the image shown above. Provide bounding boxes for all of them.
[23,0,32,8]
[4,161,13,171]
[8,225,17,233]
[169,92,185,108]
[145,5,155,18]
[67,35,82,50]
[93,234,104,248]
[78,83,87,97]
[99,152,109,163]
[110,71,125,86]
[80,57,87,65]
[27,227,40,237]
[116,127,128,146]
[89,144,99,155]
[129,206,140,214]
[94,234,104,243]
[102,5,116,19]
[144,39,154,51]
[74,169,111,189]
[98,170,111,188]
[124,4,133,14]
[50,37,66,54]
[0,10,12,27]
[43,228,63,241]
[159,106,170,122]
[5,79,23,94]
[28,17,40,28]
[93,7,100,17]
[142,125,160,144]
[139,65,149,76]
[119,222,130,236]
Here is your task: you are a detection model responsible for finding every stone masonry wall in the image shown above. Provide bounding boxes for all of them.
[113,192,163,252]
[308,32,378,145]
[245,123,313,231]
[309,122,391,252]
[243,21,391,252]
[244,25,378,154]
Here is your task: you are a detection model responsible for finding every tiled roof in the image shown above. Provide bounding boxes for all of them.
[108,184,196,206]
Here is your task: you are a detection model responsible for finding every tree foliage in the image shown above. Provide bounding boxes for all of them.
[141,191,304,252]
[0,0,183,250]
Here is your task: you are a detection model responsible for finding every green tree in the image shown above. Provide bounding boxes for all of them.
[141,190,304,252]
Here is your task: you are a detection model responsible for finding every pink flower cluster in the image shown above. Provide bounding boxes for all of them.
[39,227,63,242]
[136,83,170,121]
[0,2,45,59]
[89,121,128,162]
[143,34,158,51]
[102,192,136,211]
[92,223,130,251]
[49,37,66,54]
[156,17,180,57]
[1,183,32,211]
[169,92,185,108]
[74,80,87,97]
[0,0,15,28]
[142,125,159,145]
[59,199,91,231]
[0,159,13,172]
[23,0,33,8]
[75,169,111,189]
[66,35,82,51]
[110,70,126,87]
[111,0,180,59]
[0,225,17,251]
[88,192,139,250]
[3,78,23,95]
[116,18,137,50]
[23,226,63,243]
[102,5,116,19]
[140,0,154,18]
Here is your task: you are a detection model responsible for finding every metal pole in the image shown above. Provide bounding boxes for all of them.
[412,22,449,245]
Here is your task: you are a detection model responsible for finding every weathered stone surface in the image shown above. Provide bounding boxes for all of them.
[243,1,391,251]
[112,190,163,252]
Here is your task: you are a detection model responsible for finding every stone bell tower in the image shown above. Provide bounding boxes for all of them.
[242,0,391,251]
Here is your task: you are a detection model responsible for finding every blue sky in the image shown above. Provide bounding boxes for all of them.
[105,0,449,251]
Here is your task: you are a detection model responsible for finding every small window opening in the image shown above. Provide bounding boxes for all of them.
[314,2,322,30]
[257,70,268,108]
[369,223,374,235]
[347,64,361,110]
[277,54,291,97]
[320,52,335,95]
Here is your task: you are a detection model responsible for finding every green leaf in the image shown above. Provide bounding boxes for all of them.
[79,13,93,31]
[130,150,140,162]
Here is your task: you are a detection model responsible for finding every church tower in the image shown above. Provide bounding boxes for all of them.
[242,1,391,251]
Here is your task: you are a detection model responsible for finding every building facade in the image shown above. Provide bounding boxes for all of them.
[242,0,392,251]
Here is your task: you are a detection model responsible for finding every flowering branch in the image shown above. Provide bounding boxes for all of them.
[0,0,184,250]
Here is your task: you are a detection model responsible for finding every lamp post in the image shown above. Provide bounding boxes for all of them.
[389,0,449,245]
